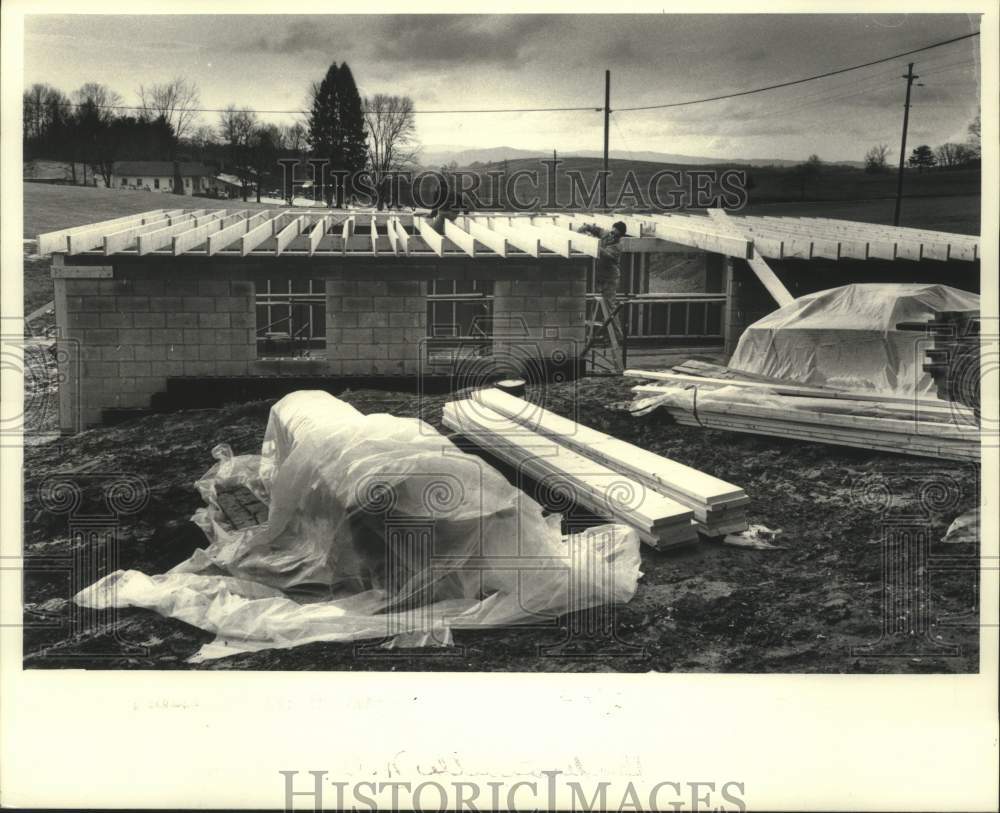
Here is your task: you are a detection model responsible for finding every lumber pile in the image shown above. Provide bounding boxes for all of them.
[443,389,750,547]
[898,310,981,415]
[626,364,980,462]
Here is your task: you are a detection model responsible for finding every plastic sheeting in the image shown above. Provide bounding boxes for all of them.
[729,283,979,396]
[75,391,642,661]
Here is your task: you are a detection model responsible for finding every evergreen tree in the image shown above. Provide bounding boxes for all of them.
[307,63,342,206]
[335,63,368,206]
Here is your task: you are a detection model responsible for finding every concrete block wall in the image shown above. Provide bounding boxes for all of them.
[324,279,427,375]
[58,271,256,429]
[55,257,590,430]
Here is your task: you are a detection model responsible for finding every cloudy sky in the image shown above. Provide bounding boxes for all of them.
[24,13,982,163]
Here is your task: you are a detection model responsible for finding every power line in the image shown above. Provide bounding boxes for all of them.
[614,31,979,112]
[23,30,979,119]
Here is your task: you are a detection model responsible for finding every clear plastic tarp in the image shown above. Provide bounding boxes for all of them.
[75,391,642,661]
[728,283,979,396]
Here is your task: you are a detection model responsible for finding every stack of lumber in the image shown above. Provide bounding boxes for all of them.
[469,388,749,535]
[626,365,980,462]
[898,310,981,415]
[443,389,750,546]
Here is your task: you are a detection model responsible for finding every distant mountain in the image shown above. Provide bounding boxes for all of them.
[416,144,863,169]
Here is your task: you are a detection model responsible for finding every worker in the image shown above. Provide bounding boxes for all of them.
[577,220,627,344]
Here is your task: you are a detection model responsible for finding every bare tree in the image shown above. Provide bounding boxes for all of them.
[934,142,974,168]
[218,105,258,201]
[138,77,201,139]
[282,122,307,154]
[72,83,123,184]
[363,94,418,209]
[864,143,891,174]
[72,82,122,122]
[967,114,981,159]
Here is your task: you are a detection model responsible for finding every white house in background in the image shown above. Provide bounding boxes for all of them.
[109,161,218,195]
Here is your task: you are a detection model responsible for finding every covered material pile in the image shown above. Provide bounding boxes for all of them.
[626,284,981,462]
[75,391,642,660]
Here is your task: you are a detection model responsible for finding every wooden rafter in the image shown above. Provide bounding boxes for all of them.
[307,216,329,256]
[465,219,508,257]
[207,212,267,256]
[274,216,304,256]
[415,216,444,256]
[707,210,794,307]
[487,219,539,257]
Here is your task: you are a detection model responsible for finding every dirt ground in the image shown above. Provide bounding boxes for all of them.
[21,376,981,673]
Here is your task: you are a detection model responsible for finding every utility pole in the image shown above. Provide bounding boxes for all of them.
[551,149,557,206]
[893,62,920,227]
[602,69,610,211]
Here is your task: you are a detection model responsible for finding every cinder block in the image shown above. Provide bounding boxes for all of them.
[383,327,407,344]
[556,296,584,311]
[358,312,388,328]
[181,296,215,312]
[66,297,86,312]
[198,312,231,329]
[325,344,359,360]
[372,296,396,312]
[99,312,132,329]
[389,312,422,328]
[341,359,376,375]
[132,279,166,296]
[495,296,526,312]
[199,344,232,360]
[166,313,198,328]
[402,297,426,312]
[216,296,251,312]
[327,312,358,328]
[230,312,255,329]
[231,281,254,296]
[134,344,167,361]
[216,328,251,344]
[117,296,150,312]
[403,328,426,344]
[80,345,102,361]
[83,361,117,378]
[343,296,373,312]
[323,360,343,375]
[149,296,183,311]
[100,345,134,361]
[388,280,422,297]
[71,312,101,328]
[124,360,152,378]
[198,280,230,296]
[229,344,256,361]
[216,361,250,375]
[542,280,572,297]
[82,329,118,345]
[118,328,150,345]
[326,280,356,296]
[85,296,117,312]
[183,360,217,376]
[340,328,373,344]
[159,360,185,377]
[151,328,184,345]
[358,343,388,360]
[133,312,165,328]
[170,280,201,296]
[356,280,388,296]
[512,281,542,298]
[387,344,413,363]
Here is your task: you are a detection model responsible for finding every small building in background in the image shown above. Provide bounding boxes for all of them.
[109,161,218,196]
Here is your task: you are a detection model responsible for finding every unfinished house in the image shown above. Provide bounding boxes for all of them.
[38,208,981,432]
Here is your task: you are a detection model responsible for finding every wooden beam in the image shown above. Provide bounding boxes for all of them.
[532,223,599,257]
[370,217,379,256]
[307,216,329,256]
[564,212,648,238]
[241,215,282,256]
[274,216,304,256]
[341,216,355,255]
[647,213,754,259]
[206,212,267,255]
[103,214,192,255]
[389,217,411,256]
[67,212,170,254]
[38,210,166,255]
[171,217,227,255]
[444,219,477,257]
[706,210,794,307]
[488,219,540,257]
[415,216,444,256]
[465,219,508,257]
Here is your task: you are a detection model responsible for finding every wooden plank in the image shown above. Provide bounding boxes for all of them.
[489,220,540,257]
[465,219,508,257]
[38,210,167,255]
[51,265,114,279]
[102,214,187,255]
[241,215,282,256]
[444,402,697,547]
[563,212,648,238]
[207,212,268,255]
[470,389,748,524]
[171,217,226,255]
[415,216,444,256]
[370,217,379,257]
[444,219,477,257]
[341,216,355,256]
[390,217,411,256]
[274,216,304,256]
[707,210,794,307]
[66,212,170,255]
[307,216,329,256]
[648,213,754,259]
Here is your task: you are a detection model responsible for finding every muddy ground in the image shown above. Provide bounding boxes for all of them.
[21,377,980,673]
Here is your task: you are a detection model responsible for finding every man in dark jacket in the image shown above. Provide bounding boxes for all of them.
[577,220,627,344]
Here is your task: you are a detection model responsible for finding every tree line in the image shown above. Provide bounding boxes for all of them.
[23,65,419,207]
[863,115,981,174]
